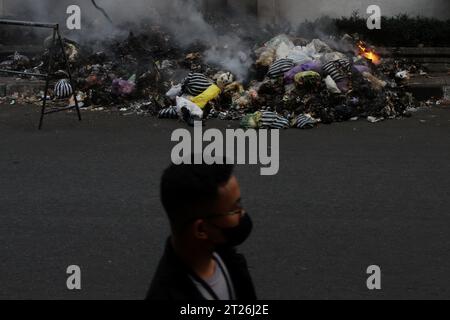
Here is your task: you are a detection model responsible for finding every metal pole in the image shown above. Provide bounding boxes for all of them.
[0,19,57,29]
[56,27,81,122]
[39,27,56,130]
[0,70,48,78]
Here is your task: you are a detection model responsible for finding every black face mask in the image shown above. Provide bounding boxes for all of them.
[210,213,253,248]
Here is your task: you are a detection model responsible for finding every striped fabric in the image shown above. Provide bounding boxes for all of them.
[260,111,290,129]
[267,59,295,79]
[158,107,179,119]
[322,59,351,83]
[293,114,317,129]
[182,73,213,96]
[54,79,73,99]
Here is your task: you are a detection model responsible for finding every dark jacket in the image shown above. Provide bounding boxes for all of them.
[146,239,257,301]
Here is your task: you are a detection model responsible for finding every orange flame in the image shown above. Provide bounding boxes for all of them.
[357,41,381,65]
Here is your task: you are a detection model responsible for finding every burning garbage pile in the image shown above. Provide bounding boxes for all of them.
[1,26,424,129]
[230,35,420,129]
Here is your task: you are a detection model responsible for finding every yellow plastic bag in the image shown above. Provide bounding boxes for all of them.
[190,84,221,109]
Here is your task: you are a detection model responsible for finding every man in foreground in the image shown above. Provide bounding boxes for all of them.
[147,159,257,300]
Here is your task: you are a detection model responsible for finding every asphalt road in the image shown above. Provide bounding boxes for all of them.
[1,104,450,300]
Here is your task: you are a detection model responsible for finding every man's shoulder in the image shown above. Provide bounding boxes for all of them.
[216,247,247,266]
[146,273,177,300]
[146,240,202,301]
[215,247,257,301]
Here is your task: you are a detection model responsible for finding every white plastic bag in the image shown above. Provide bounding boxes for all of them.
[306,39,332,54]
[265,34,294,51]
[395,71,410,80]
[166,84,183,99]
[276,42,294,60]
[175,96,203,119]
[264,34,295,61]
[286,47,314,65]
[324,75,342,94]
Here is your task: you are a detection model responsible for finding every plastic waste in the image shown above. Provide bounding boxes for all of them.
[175,96,203,119]
[190,84,221,109]
[395,71,410,80]
[324,76,342,94]
[276,41,295,61]
[294,71,322,88]
[306,39,332,54]
[292,114,318,129]
[286,47,313,65]
[363,72,387,90]
[321,52,348,64]
[216,72,235,87]
[256,48,276,67]
[367,116,385,123]
[112,75,136,97]
[166,84,183,100]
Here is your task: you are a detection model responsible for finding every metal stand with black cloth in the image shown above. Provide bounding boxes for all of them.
[0,19,82,129]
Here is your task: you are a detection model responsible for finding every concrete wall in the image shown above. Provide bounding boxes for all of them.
[257,0,279,24]
[0,0,6,17]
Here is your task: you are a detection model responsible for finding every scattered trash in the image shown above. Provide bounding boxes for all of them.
[367,116,385,123]
[443,86,450,105]
[324,75,341,94]
[175,96,204,119]
[166,84,183,100]
[54,79,73,99]
[396,71,410,80]
[190,84,222,109]
[362,72,387,91]
[112,75,136,97]
[267,59,295,79]
[0,30,430,129]
[292,114,318,129]
[68,93,86,108]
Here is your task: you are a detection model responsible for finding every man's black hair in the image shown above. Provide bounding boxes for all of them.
[160,158,234,232]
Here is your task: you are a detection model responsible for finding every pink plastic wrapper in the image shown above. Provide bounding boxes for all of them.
[112,78,136,96]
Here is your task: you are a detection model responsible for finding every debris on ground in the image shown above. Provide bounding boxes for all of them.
[0,26,435,129]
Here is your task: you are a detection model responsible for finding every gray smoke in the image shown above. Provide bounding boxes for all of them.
[2,0,449,79]
[2,0,255,79]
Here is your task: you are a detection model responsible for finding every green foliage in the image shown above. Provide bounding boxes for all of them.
[298,13,450,47]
